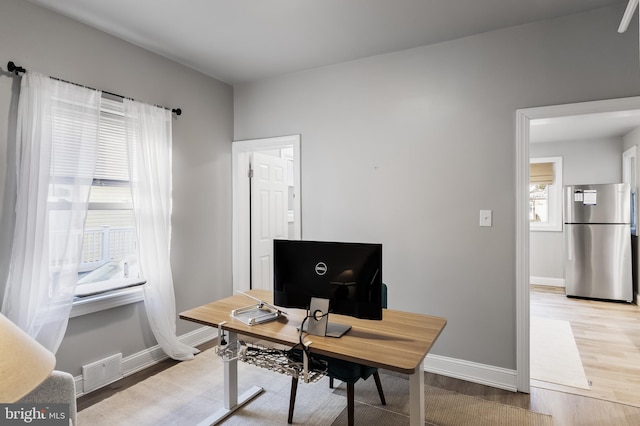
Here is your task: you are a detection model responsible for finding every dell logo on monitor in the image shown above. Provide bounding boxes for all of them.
[315,262,327,276]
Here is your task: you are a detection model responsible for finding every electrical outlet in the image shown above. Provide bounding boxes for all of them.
[480,210,492,227]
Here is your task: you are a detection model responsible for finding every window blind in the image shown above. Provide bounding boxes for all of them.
[95,98,128,182]
[530,162,554,185]
[49,96,135,267]
[50,101,100,181]
[86,96,134,232]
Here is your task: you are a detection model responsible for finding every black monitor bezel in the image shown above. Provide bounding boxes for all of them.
[273,239,383,321]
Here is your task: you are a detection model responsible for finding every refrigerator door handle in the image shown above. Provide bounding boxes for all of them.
[567,224,573,261]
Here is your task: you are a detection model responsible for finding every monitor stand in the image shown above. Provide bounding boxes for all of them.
[301,319,351,338]
[303,297,352,338]
[324,321,352,338]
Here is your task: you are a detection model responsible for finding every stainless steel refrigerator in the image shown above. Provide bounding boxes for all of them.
[564,183,633,302]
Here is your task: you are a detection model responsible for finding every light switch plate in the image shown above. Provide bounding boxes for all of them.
[480,210,492,227]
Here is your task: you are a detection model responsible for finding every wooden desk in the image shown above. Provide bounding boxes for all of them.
[180,289,446,425]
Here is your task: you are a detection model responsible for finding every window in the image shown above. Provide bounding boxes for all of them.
[529,183,549,222]
[529,157,563,232]
[49,97,144,299]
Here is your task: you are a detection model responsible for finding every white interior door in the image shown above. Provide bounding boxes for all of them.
[250,151,289,290]
[232,135,301,293]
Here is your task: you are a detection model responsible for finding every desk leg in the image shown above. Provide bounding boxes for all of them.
[224,333,238,409]
[409,363,425,426]
[197,331,263,426]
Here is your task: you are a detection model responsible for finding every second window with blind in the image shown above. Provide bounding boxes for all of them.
[530,156,563,232]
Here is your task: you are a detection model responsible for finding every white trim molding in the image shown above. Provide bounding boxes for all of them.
[70,286,144,318]
[516,95,640,394]
[423,354,517,392]
[72,324,524,398]
[72,324,521,397]
[515,105,531,393]
[530,276,565,287]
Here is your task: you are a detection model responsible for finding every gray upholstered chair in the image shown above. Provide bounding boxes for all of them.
[18,370,77,425]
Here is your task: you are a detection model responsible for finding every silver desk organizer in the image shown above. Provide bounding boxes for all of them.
[231,304,281,325]
[230,291,286,325]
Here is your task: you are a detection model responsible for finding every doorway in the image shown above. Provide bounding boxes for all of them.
[516,96,640,393]
[232,135,301,293]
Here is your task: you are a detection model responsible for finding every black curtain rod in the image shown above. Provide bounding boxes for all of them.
[7,61,182,116]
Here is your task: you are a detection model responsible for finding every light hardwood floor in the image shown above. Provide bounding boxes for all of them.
[530,285,640,407]
[521,285,640,425]
[78,287,640,425]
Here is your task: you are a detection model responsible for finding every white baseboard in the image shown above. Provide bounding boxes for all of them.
[74,327,519,397]
[423,353,518,392]
[74,326,217,396]
[530,276,565,287]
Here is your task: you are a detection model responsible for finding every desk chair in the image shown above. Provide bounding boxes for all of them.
[287,284,388,425]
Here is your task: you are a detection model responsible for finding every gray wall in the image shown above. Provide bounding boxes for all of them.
[234,5,640,369]
[0,0,233,375]
[530,137,624,281]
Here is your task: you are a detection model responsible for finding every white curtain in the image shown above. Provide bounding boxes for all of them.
[2,72,101,353]
[124,100,199,361]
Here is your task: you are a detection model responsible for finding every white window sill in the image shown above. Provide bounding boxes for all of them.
[75,276,145,297]
[70,285,145,318]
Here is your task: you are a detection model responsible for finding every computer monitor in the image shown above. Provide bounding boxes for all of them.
[273,239,383,337]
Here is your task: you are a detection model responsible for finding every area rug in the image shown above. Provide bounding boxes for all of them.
[78,347,553,425]
[530,316,590,390]
[330,372,552,426]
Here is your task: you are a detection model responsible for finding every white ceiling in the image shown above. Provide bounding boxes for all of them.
[28,0,625,85]
[530,110,640,143]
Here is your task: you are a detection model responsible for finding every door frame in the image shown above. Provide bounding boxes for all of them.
[515,96,640,392]
[232,135,301,293]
